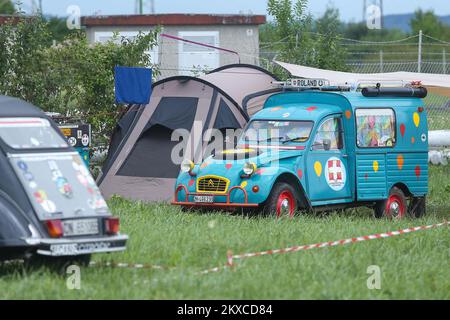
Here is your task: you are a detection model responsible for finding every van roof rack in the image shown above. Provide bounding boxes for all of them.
[272,79,351,92]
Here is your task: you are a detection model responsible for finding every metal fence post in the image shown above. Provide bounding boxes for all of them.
[379,50,383,73]
[418,30,422,73]
[443,49,447,74]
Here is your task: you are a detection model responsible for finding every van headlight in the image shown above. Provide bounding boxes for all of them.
[181,159,194,173]
[243,162,257,175]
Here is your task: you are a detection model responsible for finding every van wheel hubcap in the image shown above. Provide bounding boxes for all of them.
[386,194,405,219]
[276,191,295,218]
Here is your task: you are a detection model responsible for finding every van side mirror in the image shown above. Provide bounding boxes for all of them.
[323,139,331,151]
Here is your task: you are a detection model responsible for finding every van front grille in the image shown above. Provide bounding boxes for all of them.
[197,176,229,194]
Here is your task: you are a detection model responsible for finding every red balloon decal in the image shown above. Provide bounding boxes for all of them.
[415,165,421,179]
[188,179,194,187]
[225,163,232,169]
[306,106,317,112]
[400,123,406,137]
[256,168,265,175]
[297,169,303,179]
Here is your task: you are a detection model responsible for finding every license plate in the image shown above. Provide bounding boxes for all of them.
[193,195,214,203]
[50,243,78,256]
[62,219,99,236]
[49,242,112,256]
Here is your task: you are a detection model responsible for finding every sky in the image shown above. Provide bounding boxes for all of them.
[16,0,450,22]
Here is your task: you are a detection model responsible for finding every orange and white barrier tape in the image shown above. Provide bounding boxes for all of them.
[89,261,169,270]
[199,220,449,275]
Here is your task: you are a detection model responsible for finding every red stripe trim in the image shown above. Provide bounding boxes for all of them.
[243,144,305,150]
[0,120,42,124]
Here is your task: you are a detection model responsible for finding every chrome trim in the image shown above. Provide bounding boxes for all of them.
[37,246,127,256]
[25,234,128,256]
[36,234,128,245]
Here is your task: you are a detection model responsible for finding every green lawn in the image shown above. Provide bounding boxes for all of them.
[1,166,449,299]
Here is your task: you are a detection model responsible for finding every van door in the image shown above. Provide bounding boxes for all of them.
[306,115,353,204]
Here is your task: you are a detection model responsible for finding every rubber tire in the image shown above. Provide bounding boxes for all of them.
[408,196,426,218]
[374,187,407,219]
[262,182,298,217]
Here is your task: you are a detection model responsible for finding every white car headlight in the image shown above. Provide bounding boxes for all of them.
[181,159,194,173]
[243,162,257,175]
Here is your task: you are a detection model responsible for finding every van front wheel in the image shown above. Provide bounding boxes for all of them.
[263,182,298,218]
[374,187,407,219]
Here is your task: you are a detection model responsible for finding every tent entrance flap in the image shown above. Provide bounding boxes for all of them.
[116,97,198,179]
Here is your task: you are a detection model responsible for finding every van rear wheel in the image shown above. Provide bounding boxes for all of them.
[263,182,298,218]
[408,196,426,218]
[374,187,407,219]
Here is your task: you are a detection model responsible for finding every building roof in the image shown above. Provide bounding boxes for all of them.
[81,14,266,27]
[0,15,29,25]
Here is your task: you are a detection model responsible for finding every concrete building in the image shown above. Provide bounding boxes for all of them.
[81,14,266,78]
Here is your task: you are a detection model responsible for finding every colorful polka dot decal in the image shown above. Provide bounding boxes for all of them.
[345,110,352,119]
[397,155,404,170]
[297,169,303,179]
[373,160,379,172]
[306,106,317,112]
[240,181,248,188]
[188,179,195,187]
[415,165,421,179]
[200,162,209,169]
[225,163,232,169]
[413,112,420,127]
[400,123,406,137]
[314,161,322,177]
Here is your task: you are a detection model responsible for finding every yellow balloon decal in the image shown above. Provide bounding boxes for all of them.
[373,160,379,172]
[413,112,420,127]
[314,161,322,177]
[240,181,248,188]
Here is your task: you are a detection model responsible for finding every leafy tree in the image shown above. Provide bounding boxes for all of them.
[315,7,347,71]
[0,0,15,14]
[267,0,315,66]
[0,15,159,148]
[264,0,348,76]
[411,9,450,39]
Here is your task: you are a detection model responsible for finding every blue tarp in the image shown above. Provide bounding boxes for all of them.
[114,66,152,104]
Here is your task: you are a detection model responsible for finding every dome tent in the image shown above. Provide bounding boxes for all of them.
[98,64,278,202]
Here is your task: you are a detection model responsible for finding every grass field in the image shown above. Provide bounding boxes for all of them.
[0,166,449,299]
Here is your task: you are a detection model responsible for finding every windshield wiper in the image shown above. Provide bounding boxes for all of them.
[257,137,285,143]
[281,137,309,144]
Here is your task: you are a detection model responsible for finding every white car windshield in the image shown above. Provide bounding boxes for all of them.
[0,117,68,149]
[240,120,314,144]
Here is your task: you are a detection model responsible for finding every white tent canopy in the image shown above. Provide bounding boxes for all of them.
[274,60,450,89]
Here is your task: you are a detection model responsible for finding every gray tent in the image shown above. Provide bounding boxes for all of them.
[98,64,278,202]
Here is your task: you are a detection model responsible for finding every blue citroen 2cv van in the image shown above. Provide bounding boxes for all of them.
[172,81,428,219]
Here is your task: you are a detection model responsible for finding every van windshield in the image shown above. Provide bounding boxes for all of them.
[240,120,314,144]
[0,117,68,149]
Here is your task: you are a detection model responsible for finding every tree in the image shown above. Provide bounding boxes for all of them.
[264,0,348,75]
[0,15,160,148]
[0,0,15,14]
[410,9,450,39]
[315,7,347,71]
[267,0,315,66]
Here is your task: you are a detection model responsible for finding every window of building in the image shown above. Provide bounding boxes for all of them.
[178,31,220,76]
[94,31,159,64]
